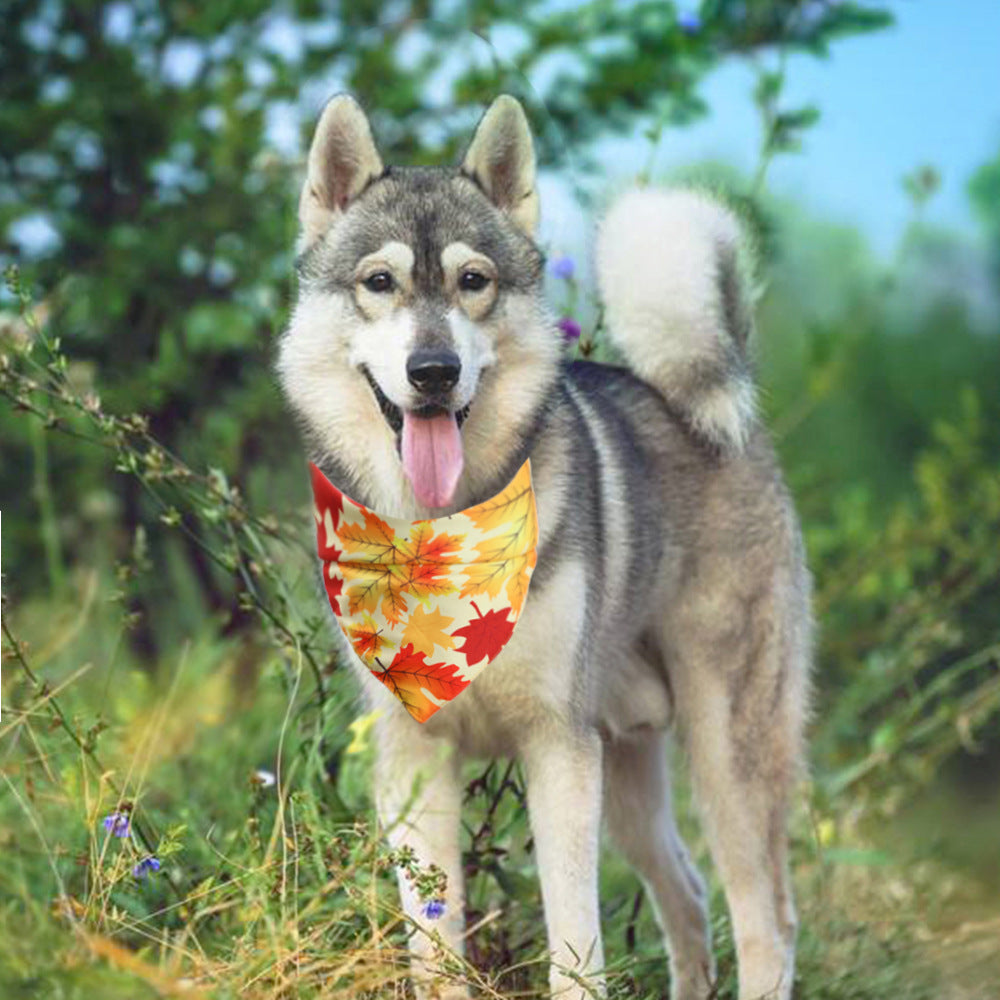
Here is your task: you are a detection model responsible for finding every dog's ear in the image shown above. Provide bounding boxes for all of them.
[461,95,539,236]
[299,95,383,247]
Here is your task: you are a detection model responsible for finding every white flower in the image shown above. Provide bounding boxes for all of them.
[252,768,276,788]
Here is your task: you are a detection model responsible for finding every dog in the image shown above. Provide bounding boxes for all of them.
[277,94,811,1000]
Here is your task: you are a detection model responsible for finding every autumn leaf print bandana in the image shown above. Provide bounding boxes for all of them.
[309,461,538,723]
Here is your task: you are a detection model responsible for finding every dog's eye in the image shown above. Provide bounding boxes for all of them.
[363,271,395,293]
[459,270,490,292]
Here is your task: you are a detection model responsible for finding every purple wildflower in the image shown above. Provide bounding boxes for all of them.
[557,317,582,342]
[422,899,446,920]
[132,856,161,879]
[549,255,575,280]
[678,11,701,33]
[102,811,131,838]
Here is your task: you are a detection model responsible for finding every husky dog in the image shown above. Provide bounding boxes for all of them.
[278,94,810,1000]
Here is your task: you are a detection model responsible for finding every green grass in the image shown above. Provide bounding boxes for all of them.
[3,574,996,1000]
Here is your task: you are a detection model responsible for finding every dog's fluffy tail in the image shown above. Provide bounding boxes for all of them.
[596,187,759,453]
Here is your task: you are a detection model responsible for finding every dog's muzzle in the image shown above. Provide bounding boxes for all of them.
[406,348,461,398]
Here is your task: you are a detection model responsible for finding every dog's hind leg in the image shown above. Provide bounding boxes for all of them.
[665,571,807,1000]
[604,729,715,1000]
[681,676,798,1000]
[522,726,606,999]
[374,719,469,1000]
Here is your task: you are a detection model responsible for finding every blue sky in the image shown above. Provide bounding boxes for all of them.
[593,0,1000,258]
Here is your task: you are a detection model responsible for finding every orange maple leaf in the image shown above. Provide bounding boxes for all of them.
[400,605,457,658]
[337,513,464,626]
[343,616,395,663]
[339,562,410,624]
[338,508,405,564]
[399,524,463,602]
[371,644,468,722]
[408,522,464,563]
[459,549,536,615]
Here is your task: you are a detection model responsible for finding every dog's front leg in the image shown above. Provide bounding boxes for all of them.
[374,720,468,1000]
[522,726,605,999]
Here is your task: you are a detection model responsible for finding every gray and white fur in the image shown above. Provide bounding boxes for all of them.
[277,94,811,1000]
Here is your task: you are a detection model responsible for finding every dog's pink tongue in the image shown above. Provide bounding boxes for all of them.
[401,412,464,508]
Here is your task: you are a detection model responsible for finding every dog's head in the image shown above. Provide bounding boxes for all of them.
[278,95,560,511]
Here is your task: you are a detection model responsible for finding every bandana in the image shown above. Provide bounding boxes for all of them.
[310,461,538,722]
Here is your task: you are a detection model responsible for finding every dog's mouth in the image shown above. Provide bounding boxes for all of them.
[360,366,472,434]
[360,366,471,508]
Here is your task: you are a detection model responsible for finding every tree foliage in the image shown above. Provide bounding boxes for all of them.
[0,0,892,618]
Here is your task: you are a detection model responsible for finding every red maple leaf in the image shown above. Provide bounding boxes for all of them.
[372,643,469,722]
[322,566,344,614]
[309,462,344,559]
[453,602,516,667]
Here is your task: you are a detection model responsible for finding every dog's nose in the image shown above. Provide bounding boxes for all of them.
[406,349,461,395]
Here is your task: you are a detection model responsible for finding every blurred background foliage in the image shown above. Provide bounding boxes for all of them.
[2,1,999,997]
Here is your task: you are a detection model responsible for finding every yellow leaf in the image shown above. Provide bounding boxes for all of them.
[504,549,536,616]
[400,605,457,657]
[817,818,836,847]
[460,530,537,615]
[459,560,506,603]
[345,709,384,755]
[465,462,535,548]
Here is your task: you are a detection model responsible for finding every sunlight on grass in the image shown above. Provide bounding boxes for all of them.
[3,576,996,998]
